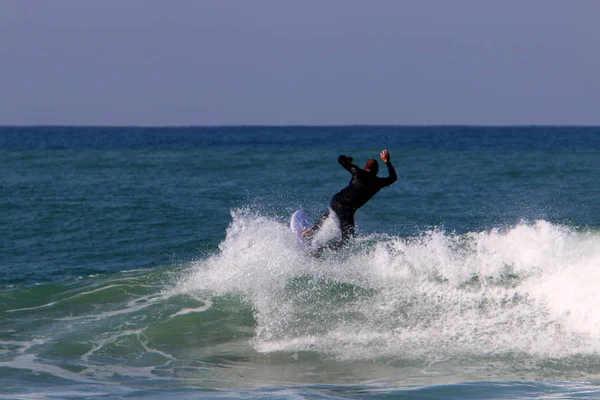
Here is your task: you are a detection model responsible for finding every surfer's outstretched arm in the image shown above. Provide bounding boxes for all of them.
[337,155,361,174]
[378,150,397,187]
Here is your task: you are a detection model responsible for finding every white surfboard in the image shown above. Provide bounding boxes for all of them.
[290,210,312,251]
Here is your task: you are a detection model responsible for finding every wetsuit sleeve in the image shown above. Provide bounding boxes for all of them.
[378,162,397,187]
[337,155,361,174]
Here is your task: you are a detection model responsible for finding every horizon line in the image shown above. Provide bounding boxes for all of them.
[1,124,600,129]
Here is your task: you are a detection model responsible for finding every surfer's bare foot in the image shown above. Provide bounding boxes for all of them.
[301,228,312,238]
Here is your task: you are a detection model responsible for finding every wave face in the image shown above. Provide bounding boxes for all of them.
[179,210,600,364]
[2,210,600,398]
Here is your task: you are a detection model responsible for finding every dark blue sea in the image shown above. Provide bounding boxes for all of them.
[1,126,600,399]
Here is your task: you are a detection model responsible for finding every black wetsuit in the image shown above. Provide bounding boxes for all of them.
[309,155,397,248]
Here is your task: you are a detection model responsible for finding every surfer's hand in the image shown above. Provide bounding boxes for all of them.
[380,150,390,163]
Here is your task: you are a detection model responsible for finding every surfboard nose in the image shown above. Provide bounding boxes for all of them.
[290,210,311,233]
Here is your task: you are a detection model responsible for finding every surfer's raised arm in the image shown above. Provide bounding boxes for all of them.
[379,150,397,186]
[337,155,360,173]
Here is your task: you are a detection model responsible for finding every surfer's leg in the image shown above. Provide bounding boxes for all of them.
[302,211,329,240]
[311,211,354,256]
[334,210,355,249]
[339,214,355,244]
[328,202,355,250]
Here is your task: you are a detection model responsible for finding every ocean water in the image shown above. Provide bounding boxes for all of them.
[1,126,600,399]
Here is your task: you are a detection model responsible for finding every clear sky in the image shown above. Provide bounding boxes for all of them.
[1,0,599,126]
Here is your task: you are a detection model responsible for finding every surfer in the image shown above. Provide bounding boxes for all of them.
[302,150,397,251]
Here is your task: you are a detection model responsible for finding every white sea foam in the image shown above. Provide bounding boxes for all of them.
[168,300,213,318]
[180,210,600,361]
[0,354,98,384]
[7,284,138,313]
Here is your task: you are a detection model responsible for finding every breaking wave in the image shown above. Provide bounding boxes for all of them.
[178,209,600,361]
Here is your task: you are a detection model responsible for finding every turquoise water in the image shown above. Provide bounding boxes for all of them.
[1,126,600,398]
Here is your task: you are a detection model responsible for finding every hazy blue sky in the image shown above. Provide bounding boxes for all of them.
[1,1,599,125]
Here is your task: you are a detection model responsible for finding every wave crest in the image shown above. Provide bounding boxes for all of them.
[179,211,600,360]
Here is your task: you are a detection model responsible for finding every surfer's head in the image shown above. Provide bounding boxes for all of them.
[364,159,379,175]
